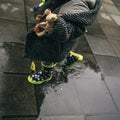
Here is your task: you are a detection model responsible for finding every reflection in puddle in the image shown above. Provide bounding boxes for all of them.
[38,59,101,90]
[35,59,102,118]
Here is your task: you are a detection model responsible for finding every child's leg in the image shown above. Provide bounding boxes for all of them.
[28,62,56,84]
[62,51,83,70]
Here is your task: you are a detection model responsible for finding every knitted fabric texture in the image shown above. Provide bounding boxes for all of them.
[24,0,102,62]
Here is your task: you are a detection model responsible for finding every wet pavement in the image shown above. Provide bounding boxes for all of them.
[0,0,120,120]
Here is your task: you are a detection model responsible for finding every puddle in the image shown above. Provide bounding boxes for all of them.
[38,61,101,91]
[34,58,102,116]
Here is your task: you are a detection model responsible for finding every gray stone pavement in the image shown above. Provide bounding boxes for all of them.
[0,0,120,120]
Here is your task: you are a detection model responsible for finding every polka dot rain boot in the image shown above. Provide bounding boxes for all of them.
[28,62,56,84]
[62,51,83,71]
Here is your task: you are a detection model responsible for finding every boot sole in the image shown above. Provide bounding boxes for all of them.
[27,75,52,84]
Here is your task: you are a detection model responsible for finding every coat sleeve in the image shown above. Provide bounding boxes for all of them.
[46,17,73,41]
[45,0,102,41]
[45,16,85,42]
[60,0,102,25]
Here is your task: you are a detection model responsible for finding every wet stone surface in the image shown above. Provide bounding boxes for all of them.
[103,0,114,5]
[38,115,85,120]
[70,66,116,114]
[0,42,24,58]
[0,0,120,119]
[0,0,25,22]
[85,34,116,56]
[110,14,120,26]
[0,19,26,43]
[24,0,36,23]
[107,37,120,57]
[73,35,92,53]
[0,42,30,74]
[100,23,120,38]
[112,0,120,11]
[86,20,106,37]
[103,2,120,16]
[87,114,120,120]
[0,0,24,4]
[33,56,116,116]
[95,55,120,77]
[0,58,30,74]
[97,6,115,25]
[0,73,37,116]
[105,76,120,111]
[25,0,37,6]
[34,74,83,116]
[3,117,36,120]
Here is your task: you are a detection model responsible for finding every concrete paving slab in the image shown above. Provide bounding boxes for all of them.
[39,77,83,116]
[0,43,30,73]
[100,23,120,38]
[0,18,26,44]
[0,42,24,58]
[27,23,36,31]
[85,34,116,56]
[24,6,35,24]
[86,20,106,37]
[0,73,37,116]
[0,0,24,4]
[110,14,120,26]
[71,61,101,79]
[3,117,36,120]
[73,35,92,53]
[0,57,30,74]
[119,57,120,61]
[112,0,120,11]
[103,3,120,16]
[75,52,100,75]
[37,115,85,120]
[70,68,117,114]
[105,77,120,111]
[24,0,36,23]
[103,0,114,5]
[82,53,100,72]
[87,114,120,120]
[0,1,25,22]
[107,37,120,57]
[97,6,115,25]
[25,0,36,6]
[35,60,116,115]
[94,55,120,77]
[34,53,101,116]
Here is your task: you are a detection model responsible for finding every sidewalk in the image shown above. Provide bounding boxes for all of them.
[0,0,120,120]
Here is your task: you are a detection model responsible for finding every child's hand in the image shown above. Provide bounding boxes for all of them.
[44,22,54,32]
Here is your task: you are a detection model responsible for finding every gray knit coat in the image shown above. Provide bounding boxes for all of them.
[24,0,102,62]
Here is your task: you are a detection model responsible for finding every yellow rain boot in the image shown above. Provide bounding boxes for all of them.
[62,51,83,70]
[28,63,56,84]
